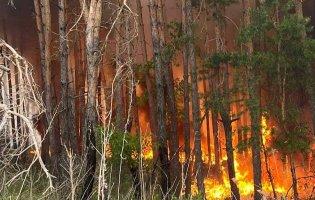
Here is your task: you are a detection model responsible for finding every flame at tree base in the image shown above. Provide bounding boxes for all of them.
[139,116,315,199]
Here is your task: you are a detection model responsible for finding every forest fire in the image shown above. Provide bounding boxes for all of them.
[140,115,313,199]
[1,0,315,199]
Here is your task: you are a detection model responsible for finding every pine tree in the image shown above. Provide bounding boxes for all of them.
[148,0,171,196]
[58,0,76,153]
[79,0,103,198]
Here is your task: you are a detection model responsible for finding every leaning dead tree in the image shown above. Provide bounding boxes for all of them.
[0,39,54,192]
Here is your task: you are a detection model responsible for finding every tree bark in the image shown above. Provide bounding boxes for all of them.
[34,0,59,173]
[114,13,126,132]
[221,112,240,200]
[58,0,76,153]
[154,0,181,192]
[212,6,224,181]
[148,0,170,197]
[184,0,205,195]
[289,154,299,200]
[262,143,277,199]
[80,0,102,199]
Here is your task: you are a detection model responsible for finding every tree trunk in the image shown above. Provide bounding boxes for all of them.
[212,6,224,181]
[135,0,158,160]
[114,13,126,132]
[34,0,59,173]
[212,110,221,176]
[80,1,102,199]
[148,0,170,197]
[242,1,262,199]
[59,0,76,153]
[154,0,181,193]
[184,0,205,195]
[182,0,191,196]
[289,154,299,200]
[221,113,240,200]
[203,77,211,165]
[262,143,277,199]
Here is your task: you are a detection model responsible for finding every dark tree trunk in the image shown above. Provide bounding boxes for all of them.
[203,78,211,165]
[221,112,240,200]
[136,0,158,160]
[34,0,60,174]
[182,0,191,196]
[154,0,181,192]
[184,0,205,195]
[263,144,277,199]
[114,13,126,132]
[59,0,76,153]
[148,0,170,197]
[290,154,299,200]
[212,110,221,175]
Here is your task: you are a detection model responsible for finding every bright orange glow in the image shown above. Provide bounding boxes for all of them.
[138,115,314,199]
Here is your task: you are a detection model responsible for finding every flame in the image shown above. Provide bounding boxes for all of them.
[262,115,272,145]
[137,115,314,199]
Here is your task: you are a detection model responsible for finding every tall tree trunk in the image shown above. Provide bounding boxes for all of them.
[75,36,86,154]
[33,0,49,163]
[155,0,181,193]
[181,0,191,196]
[59,0,76,153]
[34,0,59,173]
[214,4,240,198]
[80,1,102,199]
[212,7,223,181]
[184,0,205,195]
[121,5,142,199]
[148,0,170,197]
[114,13,126,132]
[243,1,262,199]
[135,0,158,160]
